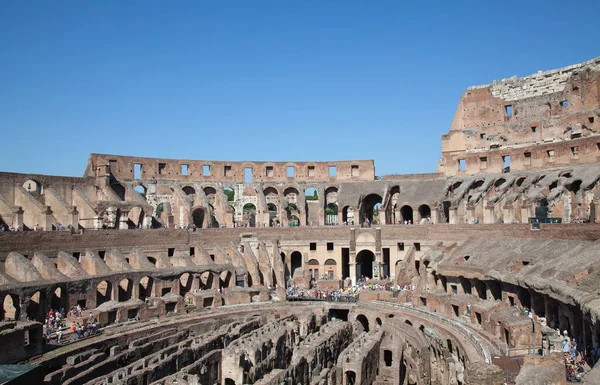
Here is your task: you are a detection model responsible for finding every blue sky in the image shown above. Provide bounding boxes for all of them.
[1,1,599,177]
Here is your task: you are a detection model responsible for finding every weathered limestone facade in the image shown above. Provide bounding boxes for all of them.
[1,56,600,385]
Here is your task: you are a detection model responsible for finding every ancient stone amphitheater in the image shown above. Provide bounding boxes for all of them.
[0,57,599,385]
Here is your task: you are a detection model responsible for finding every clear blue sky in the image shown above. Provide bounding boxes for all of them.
[1,1,598,178]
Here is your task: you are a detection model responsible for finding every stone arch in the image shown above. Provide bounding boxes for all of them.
[26,291,44,322]
[118,278,133,302]
[356,249,375,279]
[180,273,193,296]
[200,271,214,290]
[494,178,506,188]
[2,294,19,321]
[400,205,413,223]
[220,271,232,288]
[50,286,68,311]
[139,276,153,300]
[243,203,256,227]
[345,371,356,385]
[324,258,337,280]
[192,208,206,228]
[360,193,383,224]
[356,314,370,332]
[134,184,146,197]
[182,186,196,195]
[96,280,112,307]
[23,179,42,194]
[418,204,431,221]
[342,205,355,225]
[291,251,303,278]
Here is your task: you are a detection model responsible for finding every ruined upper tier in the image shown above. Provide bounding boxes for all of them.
[438,56,600,176]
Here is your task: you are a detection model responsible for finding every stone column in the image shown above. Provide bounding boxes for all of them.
[143,215,153,229]
[12,207,23,230]
[112,281,119,302]
[131,278,140,300]
[43,206,53,231]
[592,199,600,223]
[503,207,512,224]
[349,262,356,285]
[119,210,130,229]
[521,204,532,224]
[484,205,495,224]
[70,206,79,231]
[430,207,438,224]
[449,206,458,224]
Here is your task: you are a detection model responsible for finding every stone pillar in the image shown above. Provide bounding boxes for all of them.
[94,216,103,229]
[484,206,495,224]
[449,206,458,224]
[485,282,494,301]
[112,281,119,302]
[349,262,356,286]
[119,210,130,229]
[12,207,23,230]
[430,207,438,224]
[466,206,475,223]
[592,199,600,223]
[521,204,532,224]
[43,206,53,231]
[503,207,512,224]
[70,206,79,231]
[143,215,152,229]
[131,278,140,300]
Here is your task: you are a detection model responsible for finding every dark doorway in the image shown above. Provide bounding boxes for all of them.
[356,250,375,279]
[342,248,350,280]
[291,251,302,278]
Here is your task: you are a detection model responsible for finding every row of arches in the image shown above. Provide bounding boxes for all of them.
[0,271,231,322]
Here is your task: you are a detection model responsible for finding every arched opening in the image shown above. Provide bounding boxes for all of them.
[243,203,256,227]
[356,250,375,279]
[139,276,153,300]
[405,319,413,326]
[267,203,278,227]
[50,286,67,311]
[450,181,463,192]
[308,259,320,281]
[225,379,235,385]
[200,271,213,290]
[325,203,339,225]
[134,185,146,198]
[516,177,526,187]
[208,204,219,228]
[384,349,393,366]
[96,280,112,306]
[418,205,431,221]
[223,187,235,202]
[180,273,193,296]
[111,183,126,200]
[342,206,355,225]
[2,295,19,321]
[147,256,157,266]
[26,291,43,321]
[356,314,370,332]
[360,194,383,224]
[305,187,319,201]
[494,178,506,189]
[291,251,302,278]
[220,271,232,288]
[324,258,337,280]
[182,186,196,195]
[203,187,217,204]
[376,317,382,326]
[23,179,42,194]
[192,208,206,228]
[118,279,133,302]
[472,179,485,190]
[400,205,413,223]
[345,371,356,385]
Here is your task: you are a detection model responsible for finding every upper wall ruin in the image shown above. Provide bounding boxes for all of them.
[439,56,600,176]
[85,154,376,183]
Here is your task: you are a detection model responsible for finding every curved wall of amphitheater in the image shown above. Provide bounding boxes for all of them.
[0,57,599,385]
